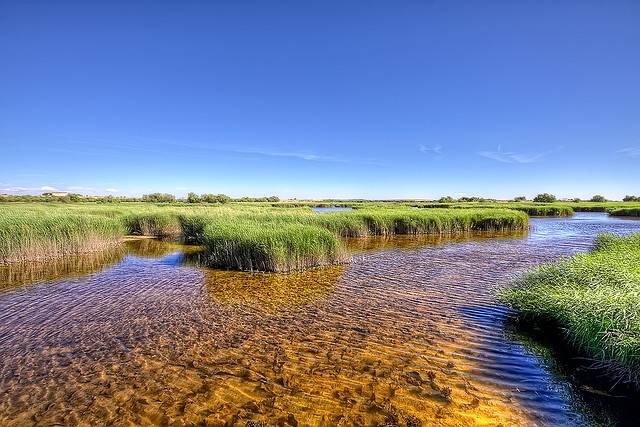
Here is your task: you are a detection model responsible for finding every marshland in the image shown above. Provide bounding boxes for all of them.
[2,199,640,425]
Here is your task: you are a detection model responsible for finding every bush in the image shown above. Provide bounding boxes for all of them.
[533,193,556,203]
[590,195,607,202]
[186,192,201,203]
[142,193,176,203]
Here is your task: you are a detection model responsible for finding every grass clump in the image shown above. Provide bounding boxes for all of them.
[0,212,125,263]
[122,211,181,237]
[501,233,640,388]
[201,221,347,272]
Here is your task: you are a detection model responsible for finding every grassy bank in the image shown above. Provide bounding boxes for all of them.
[0,203,528,271]
[609,208,640,217]
[410,202,574,217]
[501,233,640,388]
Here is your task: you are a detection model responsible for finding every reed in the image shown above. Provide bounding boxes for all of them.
[201,221,348,272]
[501,233,640,388]
[0,211,125,263]
[122,211,181,237]
[1,204,528,270]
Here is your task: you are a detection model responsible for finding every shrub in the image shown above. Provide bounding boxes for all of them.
[533,193,556,203]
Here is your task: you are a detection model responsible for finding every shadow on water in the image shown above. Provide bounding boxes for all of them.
[502,316,640,427]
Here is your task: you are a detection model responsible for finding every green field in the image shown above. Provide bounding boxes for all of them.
[501,233,640,389]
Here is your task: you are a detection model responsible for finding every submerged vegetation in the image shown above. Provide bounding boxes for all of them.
[502,233,640,388]
[0,203,527,271]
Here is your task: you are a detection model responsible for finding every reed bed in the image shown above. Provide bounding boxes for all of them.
[0,211,125,263]
[1,203,528,271]
[202,221,348,272]
[501,233,640,388]
[122,211,181,237]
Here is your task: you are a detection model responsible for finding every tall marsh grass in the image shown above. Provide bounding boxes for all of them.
[501,233,640,388]
[0,211,125,263]
[1,203,528,270]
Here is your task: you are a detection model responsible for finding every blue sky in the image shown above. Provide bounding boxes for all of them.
[1,1,639,199]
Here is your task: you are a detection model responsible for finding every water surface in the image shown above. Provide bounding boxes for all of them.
[1,213,639,426]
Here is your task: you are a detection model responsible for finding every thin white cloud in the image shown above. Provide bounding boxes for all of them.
[478,146,559,164]
[617,147,640,158]
[232,148,345,162]
[419,144,443,156]
[40,185,58,191]
[105,188,119,193]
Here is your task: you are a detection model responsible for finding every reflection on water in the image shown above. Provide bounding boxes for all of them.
[312,206,353,212]
[345,231,528,253]
[0,247,127,288]
[0,213,639,425]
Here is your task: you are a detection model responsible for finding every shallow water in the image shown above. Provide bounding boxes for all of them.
[312,207,353,212]
[1,213,639,426]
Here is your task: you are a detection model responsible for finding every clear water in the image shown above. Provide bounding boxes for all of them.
[312,207,353,212]
[0,213,639,426]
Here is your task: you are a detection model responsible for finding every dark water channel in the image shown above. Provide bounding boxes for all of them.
[1,213,639,426]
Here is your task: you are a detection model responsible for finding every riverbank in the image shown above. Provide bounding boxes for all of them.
[501,232,640,389]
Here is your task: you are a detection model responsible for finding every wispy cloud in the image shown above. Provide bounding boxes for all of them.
[478,146,560,164]
[105,188,119,193]
[40,185,58,191]
[232,148,345,162]
[617,147,640,158]
[419,144,443,157]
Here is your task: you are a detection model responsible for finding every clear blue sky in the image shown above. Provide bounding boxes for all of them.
[1,1,639,199]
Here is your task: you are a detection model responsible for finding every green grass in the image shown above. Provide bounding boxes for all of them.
[202,221,347,272]
[0,203,528,270]
[0,211,125,263]
[122,211,181,237]
[501,233,640,388]
[409,202,574,217]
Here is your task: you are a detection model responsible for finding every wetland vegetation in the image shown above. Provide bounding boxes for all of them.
[502,232,640,390]
[0,202,528,272]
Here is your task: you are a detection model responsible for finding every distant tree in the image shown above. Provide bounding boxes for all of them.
[438,196,455,203]
[623,195,639,202]
[572,198,582,203]
[590,195,607,202]
[186,192,201,203]
[201,193,231,203]
[267,196,280,202]
[513,196,527,202]
[142,193,176,203]
[533,193,557,203]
